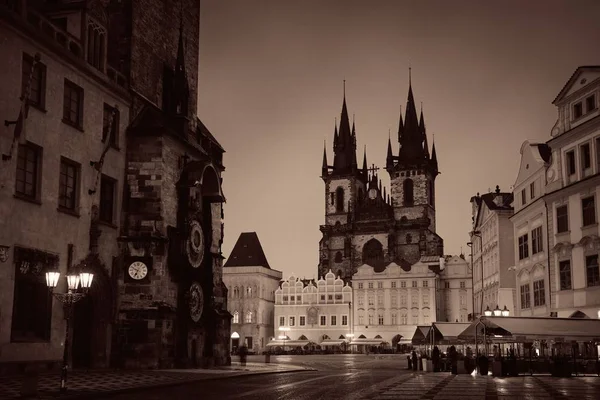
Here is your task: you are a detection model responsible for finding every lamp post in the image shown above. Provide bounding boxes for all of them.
[45,268,94,393]
[345,333,354,354]
[467,230,481,320]
[278,326,290,352]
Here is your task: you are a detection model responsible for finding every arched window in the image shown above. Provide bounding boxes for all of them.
[362,239,384,269]
[240,286,244,298]
[334,251,343,263]
[86,19,106,72]
[233,286,239,298]
[403,179,414,206]
[245,311,253,323]
[233,311,239,324]
[336,187,345,212]
[246,286,252,297]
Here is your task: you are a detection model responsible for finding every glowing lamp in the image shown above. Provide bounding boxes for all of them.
[66,274,80,291]
[45,271,60,288]
[484,306,492,317]
[502,306,510,317]
[493,305,502,317]
[79,272,94,289]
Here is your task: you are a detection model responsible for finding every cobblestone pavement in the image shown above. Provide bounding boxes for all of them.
[0,362,312,399]
[364,373,600,400]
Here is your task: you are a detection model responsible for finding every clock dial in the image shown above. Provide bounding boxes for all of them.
[128,261,148,280]
[187,220,205,268]
[368,188,378,200]
[189,282,204,322]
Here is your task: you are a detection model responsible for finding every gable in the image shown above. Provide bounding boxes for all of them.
[224,232,271,268]
[553,67,600,105]
[513,141,548,189]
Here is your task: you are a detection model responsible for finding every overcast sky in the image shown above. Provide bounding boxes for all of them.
[197,0,600,280]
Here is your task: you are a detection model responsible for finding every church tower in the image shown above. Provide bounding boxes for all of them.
[319,87,369,280]
[386,74,443,263]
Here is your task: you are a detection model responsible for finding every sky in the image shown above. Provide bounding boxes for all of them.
[197,0,600,280]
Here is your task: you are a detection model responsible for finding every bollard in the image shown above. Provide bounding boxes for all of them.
[265,354,271,364]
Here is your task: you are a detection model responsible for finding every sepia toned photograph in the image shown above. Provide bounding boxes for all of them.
[1,0,600,399]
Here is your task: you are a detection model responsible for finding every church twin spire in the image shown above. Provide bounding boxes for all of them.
[323,74,438,180]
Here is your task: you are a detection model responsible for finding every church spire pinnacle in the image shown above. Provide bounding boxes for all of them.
[332,82,357,174]
[322,140,328,176]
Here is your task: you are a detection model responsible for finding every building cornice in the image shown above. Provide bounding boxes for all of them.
[543,173,600,202]
[547,114,600,148]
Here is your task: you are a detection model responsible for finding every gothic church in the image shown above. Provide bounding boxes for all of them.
[319,79,444,282]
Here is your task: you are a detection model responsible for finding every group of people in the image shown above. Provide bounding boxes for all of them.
[409,345,461,374]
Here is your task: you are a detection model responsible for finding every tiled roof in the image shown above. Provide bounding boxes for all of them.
[223,232,271,269]
[479,192,513,211]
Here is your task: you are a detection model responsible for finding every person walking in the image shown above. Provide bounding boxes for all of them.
[432,346,440,372]
[239,343,248,367]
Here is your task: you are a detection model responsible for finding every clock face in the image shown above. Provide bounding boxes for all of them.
[128,261,148,280]
[368,188,378,200]
[187,220,205,268]
[189,282,204,322]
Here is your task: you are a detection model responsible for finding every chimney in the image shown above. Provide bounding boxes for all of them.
[493,185,503,207]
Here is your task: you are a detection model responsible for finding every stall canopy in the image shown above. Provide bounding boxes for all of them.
[349,338,387,346]
[427,322,471,344]
[411,326,432,345]
[457,317,600,342]
[320,339,346,346]
[266,340,309,347]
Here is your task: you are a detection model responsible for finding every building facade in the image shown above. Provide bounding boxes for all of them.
[0,0,129,368]
[318,80,443,283]
[274,271,352,345]
[1,0,231,370]
[351,255,472,344]
[469,188,516,318]
[223,232,282,353]
[510,141,552,317]
[438,255,473,323]
[544,66,600,319]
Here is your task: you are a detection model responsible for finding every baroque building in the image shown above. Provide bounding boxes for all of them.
[319,79,443,283]
[0,0,129,369]
[544,66,600,319]
[274,272,352,347]
[223,232,282,354]
[351,256,472,346]
[510,141,552,317]
[469,187,516,318]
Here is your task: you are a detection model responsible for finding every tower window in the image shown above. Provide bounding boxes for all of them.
[335,187,344,212]
[86,18,106,72]
[334,251,343,263]
[403,179,414,206]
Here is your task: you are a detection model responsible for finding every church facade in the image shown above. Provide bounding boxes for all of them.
[319,81,444,282]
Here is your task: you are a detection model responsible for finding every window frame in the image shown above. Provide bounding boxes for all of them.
[581,196,596,227]
[556,205,569,233]
[58,157,80,214]
[573,101,583,119]
[531,226,543,254]
[99,174,116,224]
[102,103,120,149]
[21,52,47,110]
[586,254,600,287]
[559,260,572,290]
[518,234,529,260]
[62,78,84,129]
[14,142,42,203]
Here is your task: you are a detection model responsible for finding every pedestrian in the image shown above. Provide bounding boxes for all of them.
[449,346,458,375]
[432,346,440,372]
[239,343,248,367]
[411,350,418,371]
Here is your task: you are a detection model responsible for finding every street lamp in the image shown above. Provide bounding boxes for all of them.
[345,333,354,354]
[467,230,482,319]
[45,268,94,393]
[501,305,510,317]
[278,326,290,351]
[484,306,492,317]
[493,305,502,317]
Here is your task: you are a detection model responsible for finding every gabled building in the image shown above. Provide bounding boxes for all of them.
[318,78,443,283]
[469,188,515,318]
[223,232,282,354]
[510,141,552,317]
[544,65,600,319]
